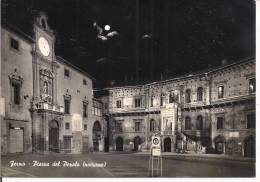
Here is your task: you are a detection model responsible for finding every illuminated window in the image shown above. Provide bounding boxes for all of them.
[249,78,255,93]
[150,97,154,107]
[218,86,224,98]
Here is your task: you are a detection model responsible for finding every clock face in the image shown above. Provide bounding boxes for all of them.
[38,37,50,56]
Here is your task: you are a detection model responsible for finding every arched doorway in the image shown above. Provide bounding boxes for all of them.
[215,135,225,154]
[93,121,101,152]
[164,137,171,152]
[49,120,59,152]
[244,136,255,158]
[134,136,142,151]
[116,137,123,151]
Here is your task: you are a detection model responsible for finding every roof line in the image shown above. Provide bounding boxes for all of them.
[2,23,35,43]
[56,56,96,81]
[102,57,255,90]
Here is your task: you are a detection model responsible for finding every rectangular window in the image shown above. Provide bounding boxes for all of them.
[247,113,255,129]
[169,92,175,103]
[10,37,19,50]
[64,68,70,77]
[249,78,255,93]
[64,99,70,114]
[185,89,191,103]
[185,117,191,130]
[135,122,140,132]
[218,86,224,99]
[160,95,164,106]
[150,97,154,107]
[116,100,122,108]
[83,79,87,85]
[104,103,108,109]
[134,98,141,108]
[83,103,88,117]
[217,116,224,129]
[93,101,102,116]
[65,123,70,130]
[12,83,20,105]
[116,122,123,133]
[84,124,87,130]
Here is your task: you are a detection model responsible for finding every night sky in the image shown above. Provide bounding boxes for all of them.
[2,0,255,88]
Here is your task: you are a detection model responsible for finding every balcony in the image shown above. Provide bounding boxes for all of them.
[183,101,208,109]
[183,130,210,137]
[34,102,64,113]
[162,130,175,136]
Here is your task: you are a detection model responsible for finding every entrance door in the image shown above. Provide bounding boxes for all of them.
[215,142,225,154]
[244,137,255,158]
[134,136,141,151]
[49,121,59,152]
[93,140,99,152]
[116,137,123,151]
[93,121,101,152]
[63,136,71,153]
[164,137,171,152]
[10,129,23,153]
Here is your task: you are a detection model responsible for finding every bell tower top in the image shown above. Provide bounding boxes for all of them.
[34,11,53,33]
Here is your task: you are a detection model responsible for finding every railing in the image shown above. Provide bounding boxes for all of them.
[35,102,64,113]
[183,130,210,137]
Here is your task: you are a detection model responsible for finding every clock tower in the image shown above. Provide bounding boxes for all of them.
[31,11,64,153]
[34,12,54,61]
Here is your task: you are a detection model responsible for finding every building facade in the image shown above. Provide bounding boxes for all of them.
[99,58,255,157]
[1,12,105,155]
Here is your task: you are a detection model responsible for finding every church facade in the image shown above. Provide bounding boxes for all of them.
[99,58,255,157]
[1,12,105,155]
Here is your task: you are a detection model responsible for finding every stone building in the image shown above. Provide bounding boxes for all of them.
[1,12,104,154]
[98,58,255,157]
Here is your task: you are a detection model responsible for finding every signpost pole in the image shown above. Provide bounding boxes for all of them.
[149,136,163,177]
[152,155,154,177]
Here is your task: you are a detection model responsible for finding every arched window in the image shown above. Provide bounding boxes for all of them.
[196,115,203,130]
[185,89,191,103]
[150,119,155,132]
[41,19,46,29]
[197,87,203,101]
[185,116,191,130]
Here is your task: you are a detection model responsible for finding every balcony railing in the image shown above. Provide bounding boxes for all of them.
[183,129,209,137]
[35,102,64,113]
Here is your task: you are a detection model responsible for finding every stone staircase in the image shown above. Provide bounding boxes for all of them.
[179,132,206,154]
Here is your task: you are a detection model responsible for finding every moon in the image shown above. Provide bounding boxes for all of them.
[104,25,111,31]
